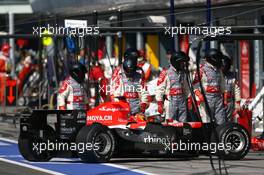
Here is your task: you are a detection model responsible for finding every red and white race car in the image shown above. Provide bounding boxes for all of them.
[18,100,251,163]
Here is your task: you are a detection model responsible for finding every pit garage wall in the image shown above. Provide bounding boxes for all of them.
[238,40,254,98]
[220,39,253,99]
[219,16,264,98]
[205,5,263,97]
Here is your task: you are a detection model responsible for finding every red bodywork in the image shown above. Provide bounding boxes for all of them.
[86,101,255,138]
[237,109,252,136]
[86,101,131,127]
[251,137,264,151]
[86,101,203,130]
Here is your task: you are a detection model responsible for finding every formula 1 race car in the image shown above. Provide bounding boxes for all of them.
[18,100,251,163]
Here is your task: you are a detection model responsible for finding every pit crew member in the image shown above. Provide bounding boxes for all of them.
[193,49,226,125]
[110,48,149,115]
[0,43,11,104]
[57,63,89,110]
[222,55,241,121]
[0,43,11,73]
[155,51,189,123]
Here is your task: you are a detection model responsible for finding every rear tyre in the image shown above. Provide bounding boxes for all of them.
[76,124,115,163]
[18,125,56,162]
[212,122,250,160]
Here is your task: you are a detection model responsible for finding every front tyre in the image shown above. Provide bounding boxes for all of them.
[213,122,250,160]
[76,124,115,163]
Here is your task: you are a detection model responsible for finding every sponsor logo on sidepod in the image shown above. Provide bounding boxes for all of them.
[86,115,112,121]
[98,106,129,112]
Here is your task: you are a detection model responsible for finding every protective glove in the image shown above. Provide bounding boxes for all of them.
[223,92,228,107]
[157,101,163,114]
[232,110,240,123]
[59,106,66,110]
[140,103,147,114]
[194,89,204,105]
[187,96,193,110]
[235,101,241,111]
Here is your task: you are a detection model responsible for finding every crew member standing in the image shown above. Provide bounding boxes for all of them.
[156,51,189,123]
[110,48,148,115]
[0,43,11,73]
[193,49,226,125]
[57,63,89,110]
[222,55,241,121]
[0,43,11,104]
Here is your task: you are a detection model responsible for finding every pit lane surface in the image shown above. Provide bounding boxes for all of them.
[0,121,264,175]
[0,138,148,175]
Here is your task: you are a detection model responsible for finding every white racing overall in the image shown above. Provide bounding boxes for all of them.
[156,66,187,122]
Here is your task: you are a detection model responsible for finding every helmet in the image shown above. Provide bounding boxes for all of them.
[69,63,87,83]
[124,48,139,61]
[1,43,10,56]
[222,55,232,73]
[170,51,190,71]
[123,48,138,77]
[123,57,137,78]
[205,49,223,68]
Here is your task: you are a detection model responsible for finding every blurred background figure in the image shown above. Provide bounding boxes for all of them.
[0,43,12,105]
[78,49,85,65]
[137,49,152,82]
[0,43,11,74]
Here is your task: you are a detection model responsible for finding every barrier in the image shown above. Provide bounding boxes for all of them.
[0,75,18,114]
[0,74,6,105]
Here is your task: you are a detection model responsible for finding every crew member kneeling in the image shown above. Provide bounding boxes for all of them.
[156,51,189,123]
[57,63,89,110]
